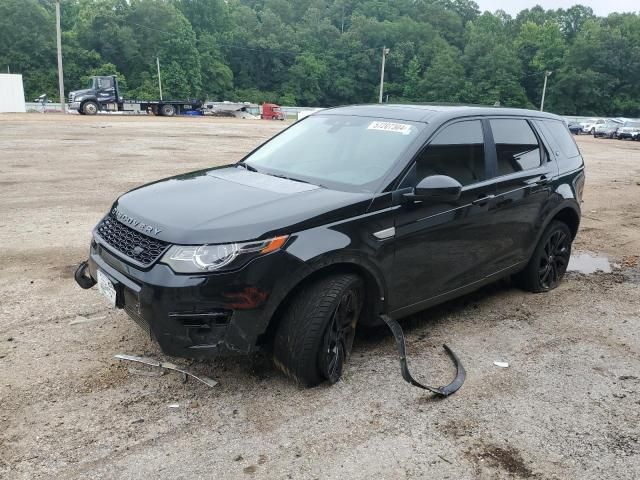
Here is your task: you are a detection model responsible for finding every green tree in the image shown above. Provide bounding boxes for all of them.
[464,13,529,107]
[420,48,468,103]
[0,0,638,113]
[0,0,57,100]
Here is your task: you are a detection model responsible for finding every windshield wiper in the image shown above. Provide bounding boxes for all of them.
[237,162,258,172]
[238,165,323,187]
[266,173,314,185]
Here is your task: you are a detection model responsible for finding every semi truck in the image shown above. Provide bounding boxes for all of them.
[68,75,202,116]
[261,102,286,120]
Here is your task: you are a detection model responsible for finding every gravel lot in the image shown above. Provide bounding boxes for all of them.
[1,113,639,479]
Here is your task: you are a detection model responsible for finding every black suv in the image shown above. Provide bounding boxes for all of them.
[75,105,585,387]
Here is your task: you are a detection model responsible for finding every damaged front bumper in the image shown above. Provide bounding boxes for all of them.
[75,239,307,358]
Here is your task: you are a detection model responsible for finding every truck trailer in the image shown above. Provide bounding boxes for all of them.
[68,75,202,116]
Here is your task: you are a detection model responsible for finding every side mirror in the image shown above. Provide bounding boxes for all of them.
[404,175,462,203]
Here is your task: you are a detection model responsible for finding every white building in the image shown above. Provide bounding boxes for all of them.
[0,74,26,113]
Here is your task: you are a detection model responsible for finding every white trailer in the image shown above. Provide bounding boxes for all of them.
[0,74,26,113]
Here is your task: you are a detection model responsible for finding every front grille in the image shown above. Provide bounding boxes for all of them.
[96,215,169,266]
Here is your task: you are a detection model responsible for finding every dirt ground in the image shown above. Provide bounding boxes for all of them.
[1,113,639,479]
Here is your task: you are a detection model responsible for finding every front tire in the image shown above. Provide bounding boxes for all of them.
[273,274,364,387]
[515,221,572,293]
[82,101,98,115]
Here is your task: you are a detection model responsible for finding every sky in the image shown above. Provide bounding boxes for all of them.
[474,0,639,17]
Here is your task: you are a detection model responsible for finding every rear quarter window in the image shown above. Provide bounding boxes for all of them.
[535,120,583,171]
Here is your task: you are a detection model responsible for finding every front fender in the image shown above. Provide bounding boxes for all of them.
[261,224,392,331]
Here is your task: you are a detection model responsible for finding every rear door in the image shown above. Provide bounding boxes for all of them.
[484,118,557,271]
[389,119,499,312]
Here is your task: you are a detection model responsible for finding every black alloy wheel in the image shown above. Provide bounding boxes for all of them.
[514,221,573,293]
[537,228,571,290]
[319,287,362,384]
[273,274,364,387]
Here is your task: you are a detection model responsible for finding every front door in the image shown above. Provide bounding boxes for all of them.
[389,119,499,313]
[96,76,117,104]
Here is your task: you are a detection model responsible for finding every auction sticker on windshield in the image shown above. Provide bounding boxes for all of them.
[97,270,117,308]
[367,121,413,135]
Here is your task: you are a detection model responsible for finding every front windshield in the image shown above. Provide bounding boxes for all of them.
[243,115,424,192]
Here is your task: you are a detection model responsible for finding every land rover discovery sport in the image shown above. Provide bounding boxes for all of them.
[75,105,585,387]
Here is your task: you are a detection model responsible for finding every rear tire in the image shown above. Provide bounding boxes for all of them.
[514,221,572,293]
[273,274,364,387]
[160,104,176,116]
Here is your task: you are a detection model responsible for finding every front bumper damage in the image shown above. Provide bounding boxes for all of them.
[74,238,307,358]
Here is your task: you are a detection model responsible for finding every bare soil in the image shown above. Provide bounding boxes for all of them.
[1,114,639,479]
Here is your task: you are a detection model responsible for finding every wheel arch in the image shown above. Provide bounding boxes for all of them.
[552,205,580,239]
[259,260,386,347]
[525,201,581,263]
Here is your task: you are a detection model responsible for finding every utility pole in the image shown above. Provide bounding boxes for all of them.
[156,57,163,101]
[540,70,552,112]
[378,46,389,104]
[55,0,66,113]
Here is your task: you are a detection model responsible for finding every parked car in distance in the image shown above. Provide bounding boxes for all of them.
[594,120,622,138]
[617,120,640,140]
[580,118,605,134]
[75,105,585,387]
[567,121,583,135]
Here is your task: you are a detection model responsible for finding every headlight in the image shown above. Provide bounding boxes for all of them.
[161,235,288,273]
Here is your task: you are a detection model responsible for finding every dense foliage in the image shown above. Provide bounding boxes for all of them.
[2,0,639,116]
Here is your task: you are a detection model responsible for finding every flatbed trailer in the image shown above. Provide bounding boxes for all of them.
[68,75,202,116]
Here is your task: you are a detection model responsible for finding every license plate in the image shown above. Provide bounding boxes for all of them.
[97,269,117,308]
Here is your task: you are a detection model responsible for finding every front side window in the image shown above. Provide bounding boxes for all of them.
[98,77,113,89]
[490,119,542,175]
[243,115,424,192]
[415,120,485,187]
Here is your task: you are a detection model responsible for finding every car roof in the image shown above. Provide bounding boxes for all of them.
[316,104,563,123]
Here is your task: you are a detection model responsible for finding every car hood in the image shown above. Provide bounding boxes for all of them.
[69,88,94,97]
[110,166,373,244]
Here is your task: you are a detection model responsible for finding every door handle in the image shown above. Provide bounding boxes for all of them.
[471,194,495,206]
[535,175,551,186]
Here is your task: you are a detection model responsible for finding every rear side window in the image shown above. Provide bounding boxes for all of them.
[415,120,485,186]
[539,120,580,158]
[490,119,542,175]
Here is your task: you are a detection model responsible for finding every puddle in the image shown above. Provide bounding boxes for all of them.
[567,252,612,274]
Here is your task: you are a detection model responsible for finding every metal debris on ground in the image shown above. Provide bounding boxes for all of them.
[493,361,509,368]
[127,367,165,378]
[69,315,106,325]
[380,315,466,396]
[114,354,218,387]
